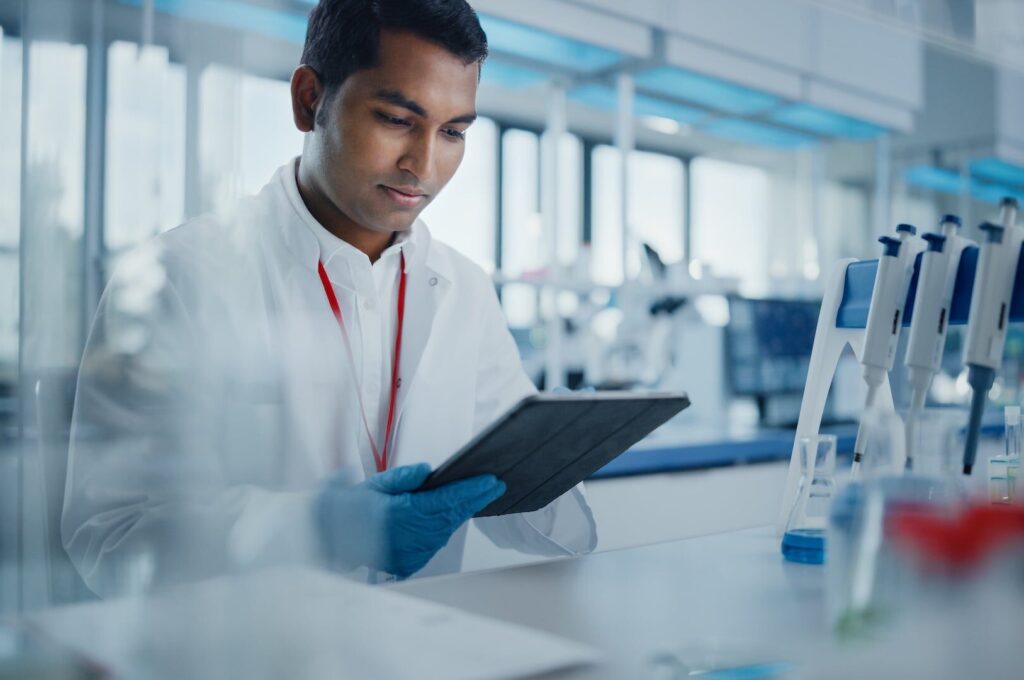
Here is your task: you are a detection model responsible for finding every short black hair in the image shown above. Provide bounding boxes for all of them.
[301,0,488,120]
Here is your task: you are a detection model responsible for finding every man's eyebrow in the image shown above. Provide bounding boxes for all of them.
[374,89,427,117]
[374,89,476,125]
[446,112,477,125]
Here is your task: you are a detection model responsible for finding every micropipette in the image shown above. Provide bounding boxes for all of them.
[962,198,1021,475]
[903,215,972,470]
[851,224,921,478]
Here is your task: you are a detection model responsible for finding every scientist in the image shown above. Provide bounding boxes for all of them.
[64,0,596,596]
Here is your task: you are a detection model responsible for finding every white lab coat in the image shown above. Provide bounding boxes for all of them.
[63,159,597,597]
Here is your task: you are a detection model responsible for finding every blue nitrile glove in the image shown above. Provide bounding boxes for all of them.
[314,463,506,579]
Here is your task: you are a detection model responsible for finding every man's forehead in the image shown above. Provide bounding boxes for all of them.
[348,56,478,119]
[368,31,479,92]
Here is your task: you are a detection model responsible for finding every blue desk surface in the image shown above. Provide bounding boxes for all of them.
[592,418,1006,480]
[590,424,857,479]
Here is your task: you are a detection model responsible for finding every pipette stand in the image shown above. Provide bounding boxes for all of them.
[776,259,893,531]
[777,243,1024,532]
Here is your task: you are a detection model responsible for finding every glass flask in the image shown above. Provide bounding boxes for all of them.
[782,434,837,564]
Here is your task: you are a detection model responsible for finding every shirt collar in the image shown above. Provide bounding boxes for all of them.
[310,215,416,271]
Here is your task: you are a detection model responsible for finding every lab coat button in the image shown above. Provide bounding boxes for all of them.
[428,277,438,287]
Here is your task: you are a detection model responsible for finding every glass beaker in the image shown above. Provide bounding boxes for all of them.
[989,405,1021,504]
[908,407,968,504]
[782,434,837,564]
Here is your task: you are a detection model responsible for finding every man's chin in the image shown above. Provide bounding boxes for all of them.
[355,213,417,238]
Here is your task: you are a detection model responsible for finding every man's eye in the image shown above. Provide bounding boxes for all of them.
[376,112,410,127]
[442,128,466,140]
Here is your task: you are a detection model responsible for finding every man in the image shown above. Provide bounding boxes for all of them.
[63,0,596,596]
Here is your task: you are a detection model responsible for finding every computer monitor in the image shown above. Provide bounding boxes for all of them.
[725,296,826,426]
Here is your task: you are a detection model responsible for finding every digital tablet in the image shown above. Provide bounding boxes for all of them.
[419,392,690,517]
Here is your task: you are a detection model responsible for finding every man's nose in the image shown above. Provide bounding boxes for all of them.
[397,129,436,182]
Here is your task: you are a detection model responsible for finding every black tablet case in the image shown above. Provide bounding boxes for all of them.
[419,393,690,517]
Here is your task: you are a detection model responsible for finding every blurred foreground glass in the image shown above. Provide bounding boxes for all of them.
[806,505,1024,677]
[781,434,836,564]
[827,409,968,638]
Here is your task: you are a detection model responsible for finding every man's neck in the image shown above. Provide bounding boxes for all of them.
[295,160,394,263]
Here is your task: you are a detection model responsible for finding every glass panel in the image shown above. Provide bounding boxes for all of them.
[4,12,89,615]
[420,117,498,272]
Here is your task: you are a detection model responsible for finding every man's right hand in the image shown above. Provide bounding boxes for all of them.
[314,463,506,579]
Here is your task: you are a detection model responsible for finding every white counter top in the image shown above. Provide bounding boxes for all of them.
[390,526,828,678]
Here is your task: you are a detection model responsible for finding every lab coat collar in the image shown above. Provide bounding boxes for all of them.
[274,157,452,287]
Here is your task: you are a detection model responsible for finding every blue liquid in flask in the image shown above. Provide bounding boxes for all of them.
[781,528,825,564]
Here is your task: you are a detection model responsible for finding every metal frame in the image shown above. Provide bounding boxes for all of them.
[82,0,107,339]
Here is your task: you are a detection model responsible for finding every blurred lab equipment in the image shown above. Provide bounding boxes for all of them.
[851,223,921,478]
[780,196,1024,533]
[962,198,1021,474]
[781,434,837,564]
[810,503,1024,679]
[502,239,736,408]
[903,215,972,470]
[988,405,1021,504]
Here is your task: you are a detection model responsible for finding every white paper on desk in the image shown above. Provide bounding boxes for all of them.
[30,567,599,680]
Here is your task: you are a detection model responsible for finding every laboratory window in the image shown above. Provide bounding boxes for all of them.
[591,146,685,285]
[0,30,21,367]
[199,65,304,215]
[690,157,771,294]
[500,128,541,327]
[104,41,186,253]
[499,128,584,327]
[20,39,88,370]
[420,116,499,272]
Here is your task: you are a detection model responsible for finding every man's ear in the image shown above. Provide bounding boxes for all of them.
[290,65,324,133]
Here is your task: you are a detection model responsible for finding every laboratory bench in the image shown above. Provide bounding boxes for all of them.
[21,526,829,679]
[388,526,825,678]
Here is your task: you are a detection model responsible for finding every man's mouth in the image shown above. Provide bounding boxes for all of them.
[380,184,427,209]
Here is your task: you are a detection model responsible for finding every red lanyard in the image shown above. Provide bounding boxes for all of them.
[317,252,407,473]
